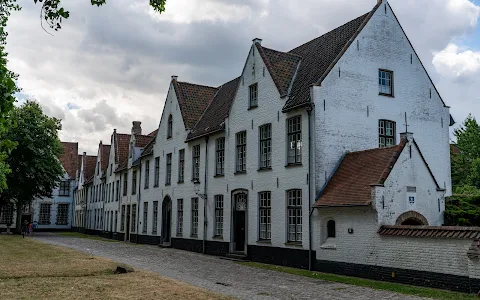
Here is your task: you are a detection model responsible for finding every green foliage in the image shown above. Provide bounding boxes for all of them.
[445,195,480,227]
[451,115,480,188]
[0,101,64,213]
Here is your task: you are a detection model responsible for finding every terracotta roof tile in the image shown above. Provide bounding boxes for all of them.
[140,136,156,157]
[256,44,301,97]
[172,80,218,130]
[187,77,241,141]
[100,144,110,173]
[283,4,381,111]
[135,135,154,148]
[60,142,79,179]
[378,225,480,240]
[148,129,158,137]
[84,155,97,182]
[115,134,131,164]
[314,139,407,207]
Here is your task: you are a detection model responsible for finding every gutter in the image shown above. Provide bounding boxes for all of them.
[203,136,209,254]
[305,103,314,271]
[136,162,142,243]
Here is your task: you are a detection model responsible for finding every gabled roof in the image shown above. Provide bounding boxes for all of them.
[140,136,156,158]
[187,77,241,141]
[115,133,131,164]
[172,80,218,130]
[283,10,375,111]
[314,139,407,207]
[84,155,97,183]
[100,144,111,173]
[148,129,158,137]
[135,135,154,148]
[255,44,302,97]
[378,225,480,240]
[60,142,79,179]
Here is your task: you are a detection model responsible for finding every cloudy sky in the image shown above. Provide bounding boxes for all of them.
[6,0,480,154]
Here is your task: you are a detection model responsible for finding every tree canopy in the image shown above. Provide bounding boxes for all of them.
[0,101,64,228]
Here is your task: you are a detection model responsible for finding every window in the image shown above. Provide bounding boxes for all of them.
[111,183,114,202]
[131,204,136,233]
[249,83,258,107]
[167,115,173,138]
[177,199,183,235]
[121,206,125,231]
[132,170,137,195]
[56,204,69,225]
[236,131,247,172]
[39,203,52,225]
[214,195,224,236]
[114,211,118,232]
[259,124,272,169]
[166,153,172,185]
[97,162,100,175]
[59,181,70,196]
[327,220,336,238]
[0,204,13,225]
[144,160,150,189]
[123,173,128,196]
[379,120,396,147]
[154,157,160,187]
[110,211,113,232]
[116,180,119,201]
[178,149,185,183]
[107,183,110,203]
[287,116,302,164]
[379,69,393,96]
[192,145,200,181]
[215,138,225,176]
[110,163,113,176]
[143,202,148,233]
[259,192,271,240]
[152,201,158,234]
[287,190,302,243]
[191,198,199,236]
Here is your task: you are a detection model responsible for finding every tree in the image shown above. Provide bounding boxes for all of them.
[0,101,64,231]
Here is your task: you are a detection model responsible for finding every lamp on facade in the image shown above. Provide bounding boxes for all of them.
[193,180,207,200]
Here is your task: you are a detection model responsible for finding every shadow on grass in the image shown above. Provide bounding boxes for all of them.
[238,262,477,300]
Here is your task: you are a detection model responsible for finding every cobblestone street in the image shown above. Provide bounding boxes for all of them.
[33,233,429,300]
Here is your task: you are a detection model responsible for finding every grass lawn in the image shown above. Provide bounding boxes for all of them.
[0,235,231,300]
[56,231,119,242]
[239,262,478,300]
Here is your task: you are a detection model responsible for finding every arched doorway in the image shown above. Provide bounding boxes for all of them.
[161,196,172,245]
[396,211,429,226]
[231,190,248,253]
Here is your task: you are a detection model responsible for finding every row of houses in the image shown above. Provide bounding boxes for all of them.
[2,0,479,293]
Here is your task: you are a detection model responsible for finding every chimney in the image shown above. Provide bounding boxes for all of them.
[252,38,262,45]
[171,75,178,81]
[132,121,142,136]
[400,132,413,141]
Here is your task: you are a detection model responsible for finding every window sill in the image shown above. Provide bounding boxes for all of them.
[257,240,272,244]
[379,93,394,98]
[153,185,159,188]
[284,242,303,247]
[177,181,184,184]
[58,195,70,197]
[176,234,183,237]
[213,235,223,240]
[234,171,247,175]
[214,174,225,178]
[257,167,272,172]
[320,243,337,250]
[248,105,258,111]
[191,234,198,238]
[144,186,149,190]
[285,163,303,168]
[192,180,201,185]
[165,183,171,186]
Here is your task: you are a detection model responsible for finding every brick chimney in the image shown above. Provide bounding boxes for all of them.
[252,38,262,45]
[132,121,142,136]
[171,75,178,81]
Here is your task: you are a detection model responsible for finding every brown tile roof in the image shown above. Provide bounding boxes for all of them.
[172,80,218,130]
[115,133,131,164]
[140,136,156,158]
[100,144,110,173]
[84,155,97,183]
[187,77,241,141]
[148,129,158,137]
[283,3,381,111]
[256,44,301,97]
[60,142,79,179]
[135,135,154,148]
[314,139,407,207]
[378,225,480,240]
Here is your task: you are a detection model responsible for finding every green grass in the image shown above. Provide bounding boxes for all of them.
[56,232,119,242]
[238,262,478,300]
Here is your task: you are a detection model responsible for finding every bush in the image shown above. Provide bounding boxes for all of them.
[444,195,480,226]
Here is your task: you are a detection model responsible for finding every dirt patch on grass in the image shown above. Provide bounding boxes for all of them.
[0,236,232,300]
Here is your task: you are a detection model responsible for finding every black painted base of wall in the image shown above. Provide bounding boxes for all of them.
[171,237,204,253]
[248,245,313,270]
[205,240,229,256]
[85,229,101,236]
[136,234,161,245]
[130,234,138,243]
[315,260,480,294]
[34,228,72,232]
[113,232,124,241]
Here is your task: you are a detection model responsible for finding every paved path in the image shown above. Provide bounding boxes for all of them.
[34,233,428,300]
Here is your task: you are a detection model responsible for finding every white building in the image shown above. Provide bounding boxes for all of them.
[73,152,97,232]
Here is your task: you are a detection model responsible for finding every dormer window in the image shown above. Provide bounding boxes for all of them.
[167,115,173,139]
[249,83,258,108]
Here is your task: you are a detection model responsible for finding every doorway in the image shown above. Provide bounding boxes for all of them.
[232,191,247,253]
[162,196,172,245]
[125,205,130,242]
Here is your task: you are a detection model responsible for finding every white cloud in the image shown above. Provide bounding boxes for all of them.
[433,43,480,78]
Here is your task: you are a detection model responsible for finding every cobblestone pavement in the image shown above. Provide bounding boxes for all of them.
[33,233,428,300]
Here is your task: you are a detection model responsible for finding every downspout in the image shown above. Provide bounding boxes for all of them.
[203,136,209,254]
[305,103,314,271]
[136,162,142,244]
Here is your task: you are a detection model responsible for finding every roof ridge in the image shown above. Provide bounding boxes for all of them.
[261,45,303,59]
[176,80,218,90]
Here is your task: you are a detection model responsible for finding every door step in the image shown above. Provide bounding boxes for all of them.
[223,252,248,261]
[158,243,171,248]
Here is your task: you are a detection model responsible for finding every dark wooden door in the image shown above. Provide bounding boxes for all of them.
[234,210,245,251]
[162,198,172,244]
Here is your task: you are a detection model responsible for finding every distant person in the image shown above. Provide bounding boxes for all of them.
[28,222,33,236]
[26,221,30,235]
[33,221,38,236]
[21,220,28,238]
